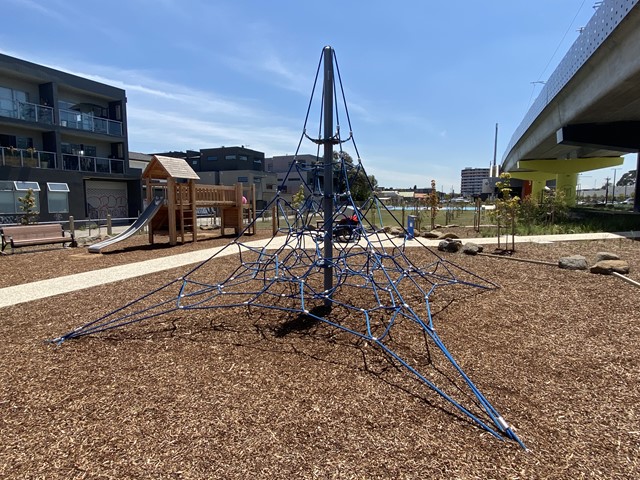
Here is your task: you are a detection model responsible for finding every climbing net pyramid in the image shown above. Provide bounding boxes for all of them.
[52,47,526,449]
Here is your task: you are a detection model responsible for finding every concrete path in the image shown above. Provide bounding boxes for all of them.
[0,231,635,309]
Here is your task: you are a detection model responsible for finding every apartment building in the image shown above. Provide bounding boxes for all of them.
[460,167,490,197]
[0,53,141,224]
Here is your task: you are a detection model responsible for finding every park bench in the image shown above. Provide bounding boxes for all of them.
[0,224,77,253]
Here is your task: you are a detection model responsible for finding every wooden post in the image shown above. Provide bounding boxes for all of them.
[146,177,154,244]
[272,205,277,236]
[178,183,185,244]
[250,183,256,235]
[106,214,112,236]
[235,183,243,235]
[167,178,177,245]
[190,180,197,242]
[68,215,75,236]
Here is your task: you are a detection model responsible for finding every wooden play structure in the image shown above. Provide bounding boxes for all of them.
[142,155,256,245]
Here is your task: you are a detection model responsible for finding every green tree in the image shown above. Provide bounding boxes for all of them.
[491,173,519,250]
[18,188,39,225]
[427,179,440,230]
[332,151,377,201]
[291,184,306,209]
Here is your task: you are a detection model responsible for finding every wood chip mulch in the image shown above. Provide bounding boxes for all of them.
[1,232,639,479]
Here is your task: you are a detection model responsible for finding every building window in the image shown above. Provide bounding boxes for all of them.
[47,183,70,213]
[238,176,248,183]
[207,156,217,161]
[239,155,248,161]
[225,155,236,161]
[0,181,41,214]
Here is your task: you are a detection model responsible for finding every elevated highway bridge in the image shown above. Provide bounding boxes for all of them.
[502,0,640,210]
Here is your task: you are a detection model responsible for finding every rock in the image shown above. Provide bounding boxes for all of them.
[438,239,462,253]
[595,251,620,263]
[440,232,459,240]
[388,226,404,237]
[558,255,588,270]
[590,260,630,275]
[462,242,483,255]
[421,230,444,239]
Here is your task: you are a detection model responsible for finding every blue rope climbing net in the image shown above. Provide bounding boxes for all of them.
[51,47,526,449]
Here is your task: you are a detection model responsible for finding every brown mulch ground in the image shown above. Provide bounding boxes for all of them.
[1,230,639,479]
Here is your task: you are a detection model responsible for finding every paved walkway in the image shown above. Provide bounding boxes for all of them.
[0,231,635,309]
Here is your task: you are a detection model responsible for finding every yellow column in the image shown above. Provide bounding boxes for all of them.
[555,173,578,206]
[530,180,545,204]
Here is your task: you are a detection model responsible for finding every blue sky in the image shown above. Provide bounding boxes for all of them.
[1,0,636,191]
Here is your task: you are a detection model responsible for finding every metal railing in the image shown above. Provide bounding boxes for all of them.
[61,154,124,174]
[0,101,122,135]
[0,146,57,168]
[59,109,123,136]
[0,100,54,124]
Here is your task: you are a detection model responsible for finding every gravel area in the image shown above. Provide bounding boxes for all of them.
[1,231,639,479]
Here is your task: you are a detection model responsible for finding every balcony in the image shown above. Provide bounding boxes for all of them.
[59,109,123,136]
[0,100,54,125]
[1,146,57,168]
[62,154,124,174]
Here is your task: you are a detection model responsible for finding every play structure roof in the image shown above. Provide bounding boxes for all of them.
[143,155,201,181]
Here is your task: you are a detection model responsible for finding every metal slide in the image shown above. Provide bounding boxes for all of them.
[88,199,163,253]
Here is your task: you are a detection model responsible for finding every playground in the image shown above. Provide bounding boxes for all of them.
[0,233,638,478]
[2,46,638,478]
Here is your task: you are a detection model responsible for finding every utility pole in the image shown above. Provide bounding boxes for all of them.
[611,168,621,204]
[604,176,611,204]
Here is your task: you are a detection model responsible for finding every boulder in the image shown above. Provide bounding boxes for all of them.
[462,242,484,255]
[590,260,630,275]
[438,238,462,253]
[388,226,404,237]
[440,232,460,240]
[558,255,588,271]
[420,230,443,239]
[594,251,620,263]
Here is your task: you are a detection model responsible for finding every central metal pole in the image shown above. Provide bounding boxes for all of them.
[322,46,334,303]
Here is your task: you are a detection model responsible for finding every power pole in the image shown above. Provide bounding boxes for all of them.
[611,168,621,204]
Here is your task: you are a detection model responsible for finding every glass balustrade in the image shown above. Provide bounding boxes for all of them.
[61,154,124,173]
[1,147,57,168]
[0,100,54,124]
[59,108,122,136]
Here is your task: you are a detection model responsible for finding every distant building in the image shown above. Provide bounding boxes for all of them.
[460,167,490,197]
[198,146,265,172]
[265,154,319,200]
[128,151,153,171]
[154,147,277,209]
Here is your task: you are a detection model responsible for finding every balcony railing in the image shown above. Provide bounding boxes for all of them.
[1,147,57,168]
[0,102,123,136]
[59,109,123,136]
[62,154,124,174]
[0,100,54,125]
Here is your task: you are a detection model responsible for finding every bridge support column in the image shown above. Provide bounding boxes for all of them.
[555,173,578,206]
[530,180,546,204]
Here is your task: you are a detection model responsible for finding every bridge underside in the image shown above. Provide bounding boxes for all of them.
[511,156,624,205]
[503,1,640,209]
